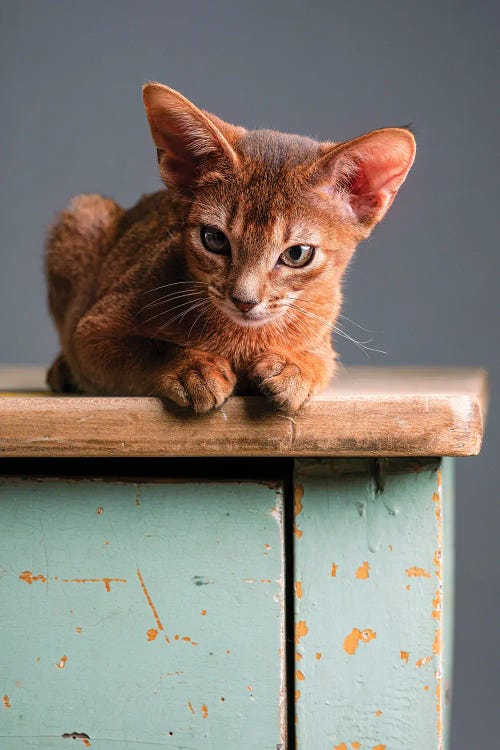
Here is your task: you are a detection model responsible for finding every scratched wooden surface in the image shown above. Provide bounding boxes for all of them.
[0,478,285,749]
[0,366,488,457]
[293,458,453,750]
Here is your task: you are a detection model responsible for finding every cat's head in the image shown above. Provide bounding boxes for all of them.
[143,82,415,329]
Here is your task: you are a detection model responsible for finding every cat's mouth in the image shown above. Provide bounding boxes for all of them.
[216,299,279,328]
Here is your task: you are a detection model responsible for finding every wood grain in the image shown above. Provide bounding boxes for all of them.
[0,366,488,457]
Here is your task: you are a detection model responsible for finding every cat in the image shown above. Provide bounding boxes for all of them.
[45,82,415,413]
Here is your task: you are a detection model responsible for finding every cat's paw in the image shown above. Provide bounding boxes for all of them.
[46,354,79,393]
[157,351,236,413]
[249,353,316,413]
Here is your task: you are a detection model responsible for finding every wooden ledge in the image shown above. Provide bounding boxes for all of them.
[0,366,488,458]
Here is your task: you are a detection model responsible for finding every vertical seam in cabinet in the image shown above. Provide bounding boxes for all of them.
[284,463,296,750]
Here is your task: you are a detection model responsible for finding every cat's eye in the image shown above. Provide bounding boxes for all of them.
[279,244,315,268]
[200,226,231,255]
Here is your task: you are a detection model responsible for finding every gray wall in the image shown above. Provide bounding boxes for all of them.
[1,0,498,744]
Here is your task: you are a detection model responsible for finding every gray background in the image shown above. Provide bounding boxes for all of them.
[1,0,498,745]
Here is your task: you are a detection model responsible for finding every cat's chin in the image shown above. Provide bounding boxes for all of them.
[223,308,278,328]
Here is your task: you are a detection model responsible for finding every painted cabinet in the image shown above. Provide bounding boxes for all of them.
[0,366,488,749]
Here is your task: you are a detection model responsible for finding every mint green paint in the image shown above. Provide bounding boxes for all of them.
[0,478,285,749]
[294,458,454,750]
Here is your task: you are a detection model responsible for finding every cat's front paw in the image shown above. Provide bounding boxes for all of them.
[157,351,236,413]
[249,353,317,413]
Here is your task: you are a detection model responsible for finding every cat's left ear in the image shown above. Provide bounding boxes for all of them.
[143,82,243,191]
[310,128,416,228]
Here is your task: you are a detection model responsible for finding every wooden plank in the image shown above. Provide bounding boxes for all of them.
[0,366,488,457]
[293,458,454,750]
[0,477,285,749]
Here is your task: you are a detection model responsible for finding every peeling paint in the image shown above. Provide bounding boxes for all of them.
[295,581,303,599]
[400,650,409,664]
[296,669,305,681]
[355,561,370,579]
[416,656,432,668]
[62,577,126,592]
[294,484,304,539]
[295,620,309,644]
[201,704,208,718]
[343,628,377,655]
[405,566,431,579]
[330,563,338,577]
[201,609,207,616]
[147,628,158,641]
[56,655,67,669]
[3,695,10,709]
[19,570,46,584]
[375,710,383,717]
[96,507,103,515]
[315,652,322,660]
[136,568,170,643]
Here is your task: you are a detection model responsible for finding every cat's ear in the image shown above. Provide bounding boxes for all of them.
[142,82,243,191]
[311,128,416,228]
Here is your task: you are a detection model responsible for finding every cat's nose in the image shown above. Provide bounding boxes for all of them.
[230,295,259,313]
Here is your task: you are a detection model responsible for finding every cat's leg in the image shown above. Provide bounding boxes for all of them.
[248,348,335,413]
[72,303,236,411]
[46,353,81,393]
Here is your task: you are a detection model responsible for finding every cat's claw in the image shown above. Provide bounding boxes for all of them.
[249,353,313,413]
[158,352,236,414]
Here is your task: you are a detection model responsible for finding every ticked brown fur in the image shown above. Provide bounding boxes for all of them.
[46,83,415,413]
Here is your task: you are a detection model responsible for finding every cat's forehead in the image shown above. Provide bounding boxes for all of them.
[237,129,322,170]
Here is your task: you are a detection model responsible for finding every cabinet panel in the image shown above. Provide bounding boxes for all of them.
[0,478,285,749]
[293,458,454,750]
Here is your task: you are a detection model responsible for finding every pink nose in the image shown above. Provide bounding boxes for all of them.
[230,295,258,313]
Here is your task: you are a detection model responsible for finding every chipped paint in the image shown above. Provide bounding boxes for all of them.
[375,710,383,717]
[295,689,301,702]
[201,704,208,718]
[96,507,103,515]
[330,562,338,577]
[201,609,207,616]
[62,577,127,592]
[405,566,431,579]
[373,745,386,750]
[295,581,303,599]
[136,568,170,643]
[343,628,377,655]
[315,652,322,660]
[400,650,409,664]
[352,743,361,749]
[294,484,304,539]
[355,561,370,579]
[296,669,305,681]
[295,651,302,661]
[19,570,46,584]
[416,656,432,668]
[56,655,67,669]
[295,620,309,644]
[334,744,348,750]
[75,627,82,634]
[3,695,10,708]
[146,628,158,641]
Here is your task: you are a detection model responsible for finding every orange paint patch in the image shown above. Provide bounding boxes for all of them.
[355,561,370,579]
[406,584,411,590]
[82,740,91,747]
[62,577,126,592]
[147,628,158,641]
[96,507,103,515]
[295,651,302,661]
[373,746,386,750]
[296,669,305,681]
[343,628,377,655]
[294,485,304,538]
[201,704,208,718]
[330,562,338,577]
[375,710,383,717]
[174,635,179,641]
[75,627,82,634]
[388,544,393,552]
[187,700,194,714]
[400,650,409,664]
[19,570,46,584]
[416,656,432,668]
[201,609,207,616]
[136,568,170,643]
[406,566,431,579]
[352,743,361,749]
[295,620,309,644]
[247,685,253,691]
[182,636,191,642]
[315,652,322,660]
[295,581,303,599]
[56,655,67,669]
[334,744,348,750]
[264,544,271,551]
[3,695,10,708]
[295,689,301,702]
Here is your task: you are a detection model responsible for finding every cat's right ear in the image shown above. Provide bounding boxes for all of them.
[142,83,242,191]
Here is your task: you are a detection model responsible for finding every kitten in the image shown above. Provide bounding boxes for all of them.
[46,82,415,413]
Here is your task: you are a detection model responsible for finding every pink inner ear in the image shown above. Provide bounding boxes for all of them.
[348,140,414,197]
